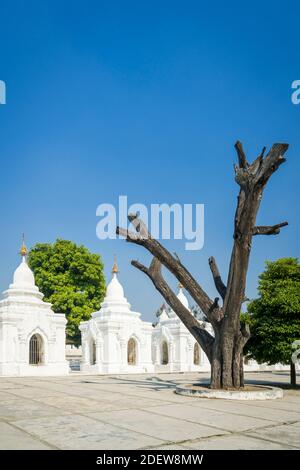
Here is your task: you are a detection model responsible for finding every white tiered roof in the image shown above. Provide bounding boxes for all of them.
[10,256,39,292]
[176,285,189,309]
[92,258,140,320]
[158,284,190,322]
[0,243,50,308]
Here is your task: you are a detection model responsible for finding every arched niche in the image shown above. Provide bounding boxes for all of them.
[161,340,169,365]
[193,342,201,365]
[127,338,137,365]
[29,334,44,365]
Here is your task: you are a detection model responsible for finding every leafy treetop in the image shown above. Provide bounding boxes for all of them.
[245,258,300,366]
[28,239,106,345]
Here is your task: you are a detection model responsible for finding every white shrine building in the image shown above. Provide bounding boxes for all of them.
[152,285,211,373]
[0,242,69,376]
[80,260,211,374]
[80,258,154,374]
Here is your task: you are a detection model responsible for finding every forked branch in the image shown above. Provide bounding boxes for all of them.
[131,257,214,360]
[208,256,227,300]
[117,214,214,316]
[234,141,248,169]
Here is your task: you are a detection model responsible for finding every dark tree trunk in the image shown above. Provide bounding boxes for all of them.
[117,141,288,390]
[291,361,296,387]
[210,332,222,389]
[239,353,245,388]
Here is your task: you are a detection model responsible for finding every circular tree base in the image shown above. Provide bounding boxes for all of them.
[175,383,283,400]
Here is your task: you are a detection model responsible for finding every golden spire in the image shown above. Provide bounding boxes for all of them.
[178,281,184,289]
[20,233,27,257]
[112,254,119,274]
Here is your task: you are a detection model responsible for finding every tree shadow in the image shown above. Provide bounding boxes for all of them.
[79,373,212,392]
[244,372,300,390]
[79,371,300,391]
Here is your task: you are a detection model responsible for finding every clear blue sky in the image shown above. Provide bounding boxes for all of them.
[0,0,299,321]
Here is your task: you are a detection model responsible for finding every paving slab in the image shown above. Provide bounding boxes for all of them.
[13,414,163,450]
[33,395,119,413]
[0,422,52,450]
[0,382,23,390]
[59,386,126,401]
[237,396,300,412]
[76,385,195,405]
[33,394,170,413]
[246,421,300,448]
[89,409,229,441]
[89,385,198,404]
[6,387,68,399]
[184,434,297,450]
[191,399,300,423]
[140,403,274,432]
[0,391,18,400]
[0,398,71,421]
[145,444,190,450]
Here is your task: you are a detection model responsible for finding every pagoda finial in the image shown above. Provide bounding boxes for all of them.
[112,254,119,274]
[20,233,27,257]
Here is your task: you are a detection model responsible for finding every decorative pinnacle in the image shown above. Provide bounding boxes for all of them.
[178,282,184,289]
[112,254,119,274]
[20,233,27,257]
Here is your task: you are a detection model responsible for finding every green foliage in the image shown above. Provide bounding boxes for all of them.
[28,239,106,345]
[240,312,251,325]
[245,258,300,365]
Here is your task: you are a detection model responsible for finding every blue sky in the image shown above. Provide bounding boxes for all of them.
[0,0,299,321]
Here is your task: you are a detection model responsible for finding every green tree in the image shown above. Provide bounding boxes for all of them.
[245,258,300,386]
[28,239,106,346]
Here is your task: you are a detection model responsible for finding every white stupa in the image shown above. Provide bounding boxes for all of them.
[80,257,154,374]
[0,238,69,376]
[152,283,210,372]
[176,284,189,309]
[166,283,190,319]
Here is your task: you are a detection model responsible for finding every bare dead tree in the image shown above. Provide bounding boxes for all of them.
[117,141,288,389]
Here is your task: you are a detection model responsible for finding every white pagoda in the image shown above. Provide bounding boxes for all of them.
[0,240,69,376]
[80,257,154,374]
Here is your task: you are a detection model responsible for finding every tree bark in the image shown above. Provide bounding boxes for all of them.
[210,331,222,389]
[117,141,288,389]
[239,354,245,388]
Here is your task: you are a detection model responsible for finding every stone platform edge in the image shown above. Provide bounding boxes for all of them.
[175,383,284,400]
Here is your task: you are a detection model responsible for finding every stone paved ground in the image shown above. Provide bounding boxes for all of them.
[0,371,299,450]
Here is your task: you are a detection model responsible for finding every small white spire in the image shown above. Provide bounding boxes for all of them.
[112,254,119,275]
[19,233,27,260]
[177,283,189,309]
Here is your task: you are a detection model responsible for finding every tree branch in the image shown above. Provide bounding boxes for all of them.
[128,213,150,239]
[117,226,141,242]
[117,213,214,316]
[207,297,224,322]
[254,143,289,186]
[234,141,248,169]
[241,323,250,340]
[253,221,288,236]
[208,256,227,300]
[224,142,289,336]
[234,142,288,190]
[131,257,214,361]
